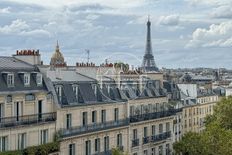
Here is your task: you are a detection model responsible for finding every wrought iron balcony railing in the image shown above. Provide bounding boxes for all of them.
[130,108,182,123]
[60,119,129,138]
[132,139,139,147]
[93,150,112,155]
[0,112,56,128]
[151,131,171,143]
[143,136,150,144]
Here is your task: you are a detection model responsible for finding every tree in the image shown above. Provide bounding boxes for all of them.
[174,97,232,155]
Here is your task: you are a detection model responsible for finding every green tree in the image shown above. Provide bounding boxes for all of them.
[174,97,232,155]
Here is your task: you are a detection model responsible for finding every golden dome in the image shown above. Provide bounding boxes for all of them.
[50,41,65,66]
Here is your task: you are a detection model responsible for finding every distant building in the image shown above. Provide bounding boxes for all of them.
[50,41,67,67]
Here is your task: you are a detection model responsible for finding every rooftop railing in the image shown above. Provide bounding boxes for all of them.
[0,112,56,128]
[130,108,182,123]
[60,119,129,138]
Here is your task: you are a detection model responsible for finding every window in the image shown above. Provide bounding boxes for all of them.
[152,125,156,135]
[114,108,119,121]
[56,85,62,102]
[143,150,148,155]
[85,140,91,155]
[117,133,122,147]
[7,74,14,87]
[40,129,48,144]
[166,144,170,155]
[25,94,35,101]
[151,148,156,155]
[0,136,8,151]
[104,136,109,151]
[36,73,42,85]
[24,73,30,86]
[66,114,72,129]
[6,95,12,103]
[166,122,170,132]
[133,129,137,140]
[158,145,163,155]
[101,110,106,123]
[92,111,97,123]
[72,85,79,100]
[83,112,88,126]
[130,106,134,116]
[0,104,3,122]
[94,138,100,153]
[144,127,148,137]
[69,144,75,155]
[159,124,163,134]
[18,133,26,150]
[92,84,97,96]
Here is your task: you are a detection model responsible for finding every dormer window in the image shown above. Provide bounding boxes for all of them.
[36,73,42,86]
[55,85,62,102]
[72,85,79,100]
[92,84,97,96]
[24,73,30,86]
[7,74,14,87]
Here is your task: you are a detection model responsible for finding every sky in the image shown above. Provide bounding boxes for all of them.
[0,0,232,69]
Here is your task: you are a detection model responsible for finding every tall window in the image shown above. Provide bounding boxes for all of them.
[36,73,42,85]
[159,124,163,134]
[40,129,48,144]
[166,144,170,155]
[0,136,8,151]
[56,86,62,102]
[166,122,170,132]
[114,108,119,122]
[133,129,137,140]
[85,140,91,155]
[117,133,122,147]
[101,110,106,123]
[104,136,109,151]
[66,114,72,129]
[92,84,97,96]
[143,150,148,155]
[158,145,163,155]
[130,106,134,116]
[151,148,156,155]
[83,112,88,126]
[92,111,97,123]
[18,133,26,150]
[7,74,14,87]
[152,125,156,135]
[24,73,30,86]
[72,85,79,101]
[94,138,100,153]
[144,127,148,137]
[0,104,3,122]
[69,143,75,155]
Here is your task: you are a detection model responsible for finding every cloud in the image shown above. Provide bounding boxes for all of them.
[187,21,232,48]
[20,29,51,37]
[187,0,230,6]
[211,6,232,19]
[158,15,180,26]
[0,7,11,13]
[0,19,29,34]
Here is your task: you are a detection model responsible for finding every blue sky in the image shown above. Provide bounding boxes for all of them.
[0,0,232,69]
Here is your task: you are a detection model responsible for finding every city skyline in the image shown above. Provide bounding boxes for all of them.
[0,0,232,68]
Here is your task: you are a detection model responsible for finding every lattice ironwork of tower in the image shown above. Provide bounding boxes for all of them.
[141,17,159,72]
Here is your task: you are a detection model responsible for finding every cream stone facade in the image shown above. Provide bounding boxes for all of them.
[182,95,218,133]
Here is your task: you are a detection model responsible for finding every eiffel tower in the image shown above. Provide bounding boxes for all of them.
[141,17,159,72]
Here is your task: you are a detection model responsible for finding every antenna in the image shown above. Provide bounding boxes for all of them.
[85,49,90,63]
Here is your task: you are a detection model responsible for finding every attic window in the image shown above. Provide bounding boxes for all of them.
[72,85,79,100]
[24,73,30,86]
[7,73,14,87]
[92,84,97,96]
[36,73,42,86]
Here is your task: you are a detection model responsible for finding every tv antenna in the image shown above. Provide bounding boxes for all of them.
[85,49,90,63]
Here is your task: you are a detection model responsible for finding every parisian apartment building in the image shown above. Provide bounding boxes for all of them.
[0,19,219,155]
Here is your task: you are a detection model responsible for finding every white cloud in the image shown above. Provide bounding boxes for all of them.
[20,29,51,37]
[0,7,11,13]
[158,15,179,26]
[187,0,230,6]
[0,19,29,34]
[187,21,232,48]
[211,6,232,18]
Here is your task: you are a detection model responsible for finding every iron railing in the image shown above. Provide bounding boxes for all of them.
[60,119,129,138]
[130,108,182,123]
[132,139,139,147]
[151,131,171,143]
[0,112,56,128]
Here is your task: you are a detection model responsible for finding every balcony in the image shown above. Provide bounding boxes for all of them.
[60,119,129,138]
[151,131,171,143]
[143,137,149,144]
[132,139,139,147]
[93,150,112,155]
[0,112,56,128]
[130,109,182,123]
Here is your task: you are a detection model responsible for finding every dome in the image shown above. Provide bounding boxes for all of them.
[50,41,65,66]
